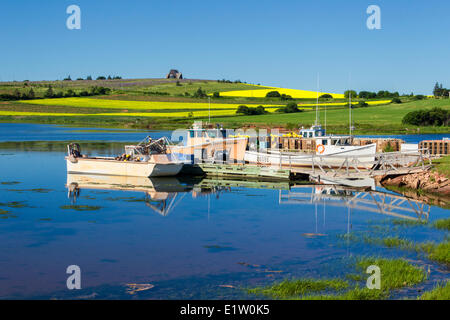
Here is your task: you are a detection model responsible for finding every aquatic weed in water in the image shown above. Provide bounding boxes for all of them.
[60,205,102,212]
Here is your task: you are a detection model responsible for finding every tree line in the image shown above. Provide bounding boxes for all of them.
[344,90,400,99]
[0,86,111,101]
[63,75,122,81]
[433,82,449,98]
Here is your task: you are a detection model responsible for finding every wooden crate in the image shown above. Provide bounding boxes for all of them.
[419,140,450,155]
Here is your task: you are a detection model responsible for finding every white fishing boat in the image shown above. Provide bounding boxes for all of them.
[245,80,376,169]
[245,124,377,169]
[65,137,183,177]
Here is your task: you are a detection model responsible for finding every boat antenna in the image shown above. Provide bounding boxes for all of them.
[208,96,211,124]
[315,73,320,125]
[348,73,352,137]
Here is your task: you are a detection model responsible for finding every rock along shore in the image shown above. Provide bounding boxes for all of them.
[378,170,450,196]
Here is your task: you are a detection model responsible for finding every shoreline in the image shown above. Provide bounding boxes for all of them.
[1,118,449,135]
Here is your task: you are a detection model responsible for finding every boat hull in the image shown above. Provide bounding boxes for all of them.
[66,157,183,177]
[244,144,377,169]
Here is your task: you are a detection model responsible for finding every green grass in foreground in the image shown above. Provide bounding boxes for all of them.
[247,257,425,300]
[338,232,450,265]
[432,155,450,179]
[419,281,450,300]
[428,241,450,265]
[248,279,349,299]
[356,257,426,290]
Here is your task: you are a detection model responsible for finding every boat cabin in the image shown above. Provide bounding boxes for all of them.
[299,125,352,146]
[300,125,325,138]
[183,125,230,146]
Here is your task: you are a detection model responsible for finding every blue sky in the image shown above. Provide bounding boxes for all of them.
[0,0,449,94]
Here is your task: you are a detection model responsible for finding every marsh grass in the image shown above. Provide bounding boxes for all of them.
[0,181,20,185]
[338,232,450,265]
[391,219,428,227]
[0,209,10,214]
[0,201,28,208]
[433,218,450,231]
[248,278,349,299]
[247,257,425,300]
[355,257,426,290]
[428,241,450,265]
[7,188,53,193]
[0,214,17,219]
[419,281,450,300]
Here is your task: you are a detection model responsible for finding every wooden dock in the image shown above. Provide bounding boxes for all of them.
[183,163,292,180]
[180,150,436,185]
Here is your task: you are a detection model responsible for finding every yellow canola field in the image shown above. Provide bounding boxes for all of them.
[0,110,234,117]
[217,87,345,99]
[20,98,283,110]
[299,100,392,107]
[0,109,277,118]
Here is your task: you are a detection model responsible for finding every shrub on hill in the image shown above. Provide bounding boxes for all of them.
[276,102,302,113]
[44,86,55,98]
[280,94,293,100]
[236,105,266,115]
[358,101,369,108]
[402,107,449,126]
[192,87,207,98]
[266,91,281,98]
[358,91,377,99]
[344,90,357,99]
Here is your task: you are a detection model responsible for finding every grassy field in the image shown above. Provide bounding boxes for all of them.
[0,78,267,101]
[19,97,286,111]
[432,155,450,178]
[208,99,450,134]
[1,78,449,134]
[216,85,345,99]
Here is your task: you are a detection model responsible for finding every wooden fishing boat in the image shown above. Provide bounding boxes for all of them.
[168,124,248,163]
[245,125,377,169]
[65,137,183,177]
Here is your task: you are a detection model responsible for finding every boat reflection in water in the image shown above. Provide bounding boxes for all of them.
[66,174,430,221]
[66,174,197,216]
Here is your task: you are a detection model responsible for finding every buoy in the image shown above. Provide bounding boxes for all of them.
[316,144,325,154]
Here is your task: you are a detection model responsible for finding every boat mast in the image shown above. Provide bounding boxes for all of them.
[315,73,320,126]
[208,96,211,124]
[349,90,352,136]
[348,73,352,137]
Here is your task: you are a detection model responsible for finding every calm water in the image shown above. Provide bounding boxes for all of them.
[0,123,447,144]
[0,123,170,142]
[0,124,448,299]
